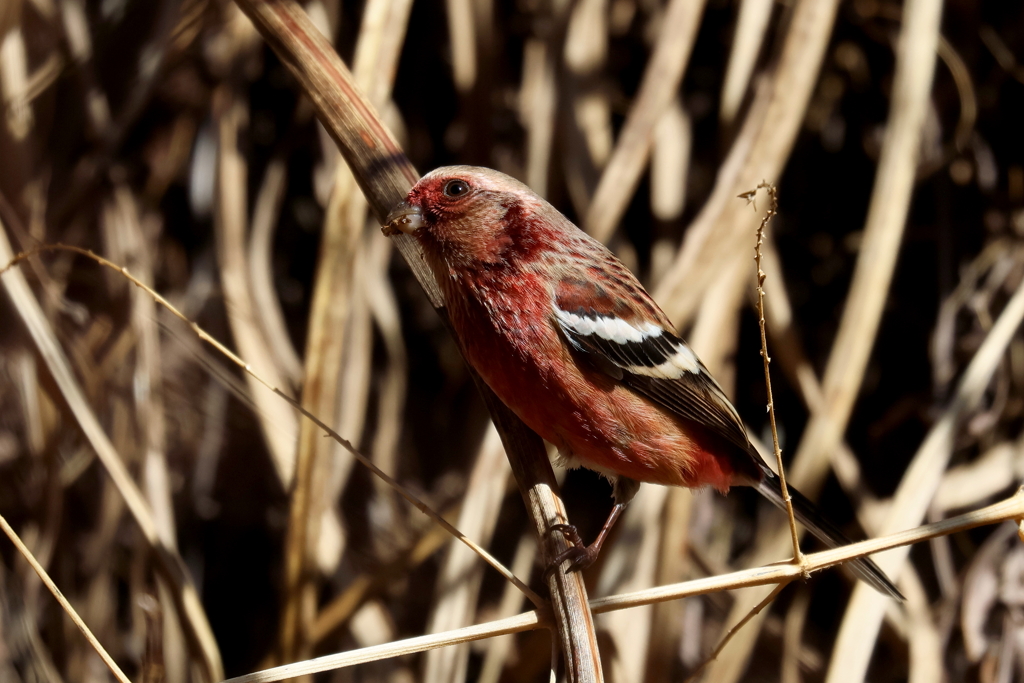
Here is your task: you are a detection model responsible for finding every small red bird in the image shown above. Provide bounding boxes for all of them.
[385,166,901,599]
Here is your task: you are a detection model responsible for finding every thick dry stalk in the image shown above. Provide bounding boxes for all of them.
[446,0,477,91]
[561,0,612,215]
[596,485,670,683]
[642,487,694,683]
[309,507,458,645]
[780,588,812,683]
[793,0,942,508]
[282,0,422,663]
[104,182,189,683]
[649,98,691,222]
[899,568,943,683]
[248,157,303,387]
[478,535,539,683]
[520,36,559,197]
[278,138,363,669]
[214,86,299,488]
[423,426,511,683]
[685,582,790,683]
[655,0,841,326]
[163,2,611,677]
[823,14,999,678]
[719,0,774,125]
[365,235,408,495]
[1,26,33,139]
[280,0,418,660]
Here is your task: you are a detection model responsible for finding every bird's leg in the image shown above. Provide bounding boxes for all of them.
[544,477,639,575]
[547,503,628,574]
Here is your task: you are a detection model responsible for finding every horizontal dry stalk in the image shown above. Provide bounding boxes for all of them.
[220,490,1024,683]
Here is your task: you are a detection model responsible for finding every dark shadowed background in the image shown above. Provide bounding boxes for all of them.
[1,0,1023,681]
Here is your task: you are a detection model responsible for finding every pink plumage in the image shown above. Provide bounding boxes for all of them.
[385,165,901,598]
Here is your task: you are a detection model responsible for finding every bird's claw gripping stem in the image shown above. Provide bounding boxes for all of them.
[544,523,600,578]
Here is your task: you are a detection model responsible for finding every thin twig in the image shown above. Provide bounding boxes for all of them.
[0,512,133,683]
[749,182,803,565]
[683,582,789,683]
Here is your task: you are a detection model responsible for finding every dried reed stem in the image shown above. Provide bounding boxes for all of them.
[684,582,789,683]
[656,0,841,327]
[585,0,707,242]
[699,0,939,676]
[231,1,602,678]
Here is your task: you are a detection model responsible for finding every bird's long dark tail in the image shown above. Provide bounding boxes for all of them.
[756,466,904,600]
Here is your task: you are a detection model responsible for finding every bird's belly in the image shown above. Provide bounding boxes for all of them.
[459,314,738,493]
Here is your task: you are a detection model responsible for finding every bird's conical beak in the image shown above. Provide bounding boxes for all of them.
[383,200,425,236]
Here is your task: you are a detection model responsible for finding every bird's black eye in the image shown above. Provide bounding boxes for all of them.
[443,179,470,198]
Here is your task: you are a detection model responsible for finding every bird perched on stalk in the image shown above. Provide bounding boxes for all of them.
[384,165,902,599]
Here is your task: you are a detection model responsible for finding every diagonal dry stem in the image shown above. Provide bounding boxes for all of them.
[214,86,299,488]
[0,243,544,609]
[655,0,842,327]
[584,0,707,241]
[230,1,602,678]
[719,0,774,125]
[280,0,418,657]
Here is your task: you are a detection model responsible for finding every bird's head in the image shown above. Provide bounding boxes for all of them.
[384,166,553,269]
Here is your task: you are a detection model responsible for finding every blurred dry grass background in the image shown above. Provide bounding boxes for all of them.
[1,0,1024,681]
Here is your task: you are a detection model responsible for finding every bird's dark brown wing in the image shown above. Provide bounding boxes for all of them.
[552,277,752,454]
